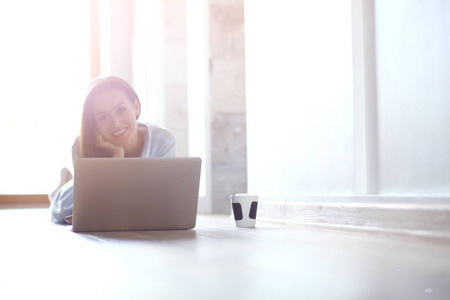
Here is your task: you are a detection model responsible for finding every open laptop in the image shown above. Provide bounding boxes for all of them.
[72,157,201,232]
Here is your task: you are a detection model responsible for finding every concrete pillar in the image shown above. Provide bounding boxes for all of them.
[163,0,189,157]
[209,0,247,213]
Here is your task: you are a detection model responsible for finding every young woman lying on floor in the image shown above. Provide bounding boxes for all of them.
[49,76,176,224]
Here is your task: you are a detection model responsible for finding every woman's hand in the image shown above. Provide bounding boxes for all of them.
[94,131,125,158]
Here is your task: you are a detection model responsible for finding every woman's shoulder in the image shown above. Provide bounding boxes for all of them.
[72,137,80,156]
[139,122,176,157]
[71,137,81,165]
[140,122,176,141]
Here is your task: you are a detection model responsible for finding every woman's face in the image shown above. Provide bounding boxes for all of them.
[91,88,140,147]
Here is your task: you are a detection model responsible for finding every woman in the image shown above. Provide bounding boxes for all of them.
[49,76,176,224]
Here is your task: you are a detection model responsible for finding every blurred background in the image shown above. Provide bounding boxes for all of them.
[1,0,449,212]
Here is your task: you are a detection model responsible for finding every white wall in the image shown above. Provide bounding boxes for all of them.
[376,0,450,195]
[245,0,450,199]
[245,0,354,196]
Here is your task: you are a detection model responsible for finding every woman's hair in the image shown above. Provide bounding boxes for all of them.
[79,76,141,158]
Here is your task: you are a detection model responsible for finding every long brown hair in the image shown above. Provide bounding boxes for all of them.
[79,76,141,158]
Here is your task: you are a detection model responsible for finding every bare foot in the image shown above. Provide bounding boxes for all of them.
[65,215,73,224]
[49,167,73,201]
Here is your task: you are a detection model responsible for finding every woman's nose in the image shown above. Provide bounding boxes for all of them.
[110,114,121,126]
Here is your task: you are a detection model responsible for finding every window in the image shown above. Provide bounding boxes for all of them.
[0,1,90,194]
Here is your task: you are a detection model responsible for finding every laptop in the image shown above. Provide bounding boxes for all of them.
[72,157,201,232]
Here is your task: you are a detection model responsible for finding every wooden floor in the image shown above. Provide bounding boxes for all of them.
[1,208,449,300]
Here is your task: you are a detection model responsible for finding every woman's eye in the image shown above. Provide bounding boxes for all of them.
[97,115,106,122]
[118,107,126,114]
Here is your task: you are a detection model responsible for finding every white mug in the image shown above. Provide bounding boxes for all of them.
[230,194,258,228]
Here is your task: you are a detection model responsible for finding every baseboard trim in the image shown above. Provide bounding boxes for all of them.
[0,195,50,209]
[258,200,450,240]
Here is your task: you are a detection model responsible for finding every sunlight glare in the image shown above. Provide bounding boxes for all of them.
[0,0,90,194]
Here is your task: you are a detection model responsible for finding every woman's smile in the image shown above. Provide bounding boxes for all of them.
[112,127,127,137]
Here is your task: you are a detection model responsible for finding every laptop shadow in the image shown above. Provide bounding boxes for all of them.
[74,229,198,243]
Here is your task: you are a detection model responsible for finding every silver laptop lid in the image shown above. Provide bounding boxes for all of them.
[72,157,201,232]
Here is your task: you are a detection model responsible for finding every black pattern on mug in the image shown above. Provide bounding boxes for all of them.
[249,201,258,219]
[232,203,243,220]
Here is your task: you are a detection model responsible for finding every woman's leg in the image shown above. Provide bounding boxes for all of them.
[49,167,73,201]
